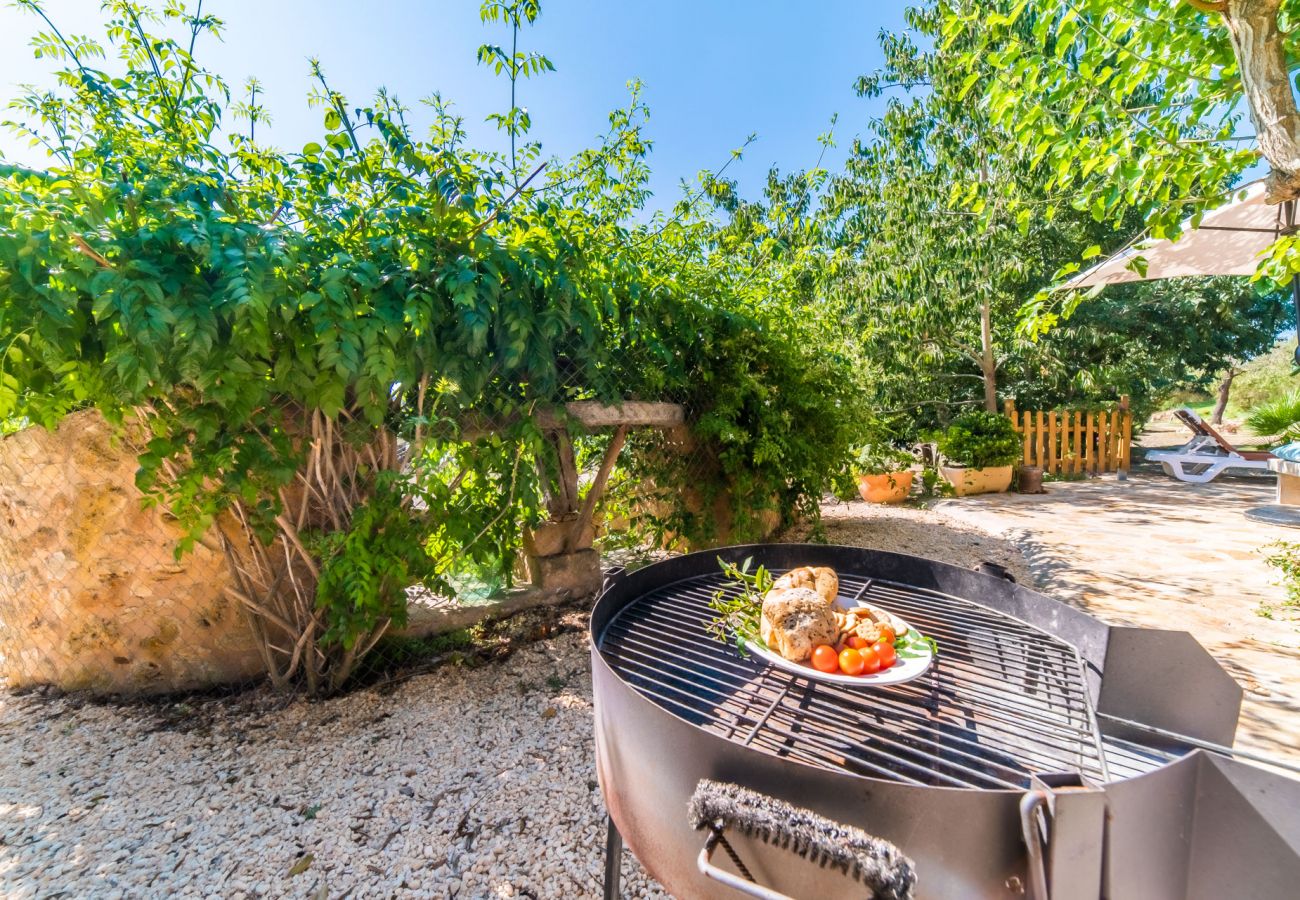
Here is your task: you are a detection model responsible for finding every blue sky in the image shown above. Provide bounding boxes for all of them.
[0,0,912,212]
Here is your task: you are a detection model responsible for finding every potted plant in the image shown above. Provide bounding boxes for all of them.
[936,410,1021,497]
[852,444,916,504]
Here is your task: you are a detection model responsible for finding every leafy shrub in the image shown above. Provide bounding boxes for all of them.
[1231,339,1300,415]
[1246,390,1300,442]
[0,1,868,690]
[937,411,1021,468]
[1264,541,1300,607]
[852,443,915,475]
[613,299,871,548]
[918,466,954,498]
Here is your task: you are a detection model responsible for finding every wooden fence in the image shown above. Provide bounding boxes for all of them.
[1003,397,1134,476]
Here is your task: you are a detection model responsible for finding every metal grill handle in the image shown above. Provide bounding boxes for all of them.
[698,828,797,900]
[1020,790,1051,900]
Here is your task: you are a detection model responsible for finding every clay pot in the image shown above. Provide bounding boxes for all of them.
[1016,465,1045,494]
[941,464,1014,497]
[855,471,915,504]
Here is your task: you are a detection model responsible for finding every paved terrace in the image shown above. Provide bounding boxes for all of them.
[939,471,1300,763]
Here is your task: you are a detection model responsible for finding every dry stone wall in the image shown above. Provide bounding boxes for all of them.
[0,410,263,694]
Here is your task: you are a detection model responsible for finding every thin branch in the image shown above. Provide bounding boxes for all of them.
[73,234,112,268]
[123,5,177,126]
[471,160,547,238]
[175,0,205,103]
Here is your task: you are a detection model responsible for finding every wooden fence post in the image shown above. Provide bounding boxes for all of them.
[1112,406,1121,472]
[1119,395,1132,478]
[1033,410,1043,469]
[1081,410,1092,473]
[1047,410,1058,474]
[1100,409,1112,472]
[1104,410,1111,472]
[1072,410,1082,475]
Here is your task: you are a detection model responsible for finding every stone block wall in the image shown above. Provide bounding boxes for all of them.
[0,411,263,694]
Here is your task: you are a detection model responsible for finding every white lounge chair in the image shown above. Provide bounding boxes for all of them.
[1147,408,1274,483]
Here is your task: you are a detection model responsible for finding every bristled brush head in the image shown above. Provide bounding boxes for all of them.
[688,779,917,900]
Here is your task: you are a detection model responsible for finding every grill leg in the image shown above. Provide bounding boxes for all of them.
[603,816,623,900]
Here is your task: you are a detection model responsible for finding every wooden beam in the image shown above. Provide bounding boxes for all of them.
[457,401,684,441]
[535,401,684,432]
[566,424,628,553]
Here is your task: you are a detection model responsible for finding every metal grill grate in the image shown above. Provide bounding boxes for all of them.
[597,570,1125,790]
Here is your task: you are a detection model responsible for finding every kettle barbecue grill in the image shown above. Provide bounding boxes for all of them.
[589,544,1300,899]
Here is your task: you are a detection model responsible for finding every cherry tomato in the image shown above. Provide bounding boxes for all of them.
[872,641,897,669]
[811,644,839,673]
[876,624,896,645]
[848,635,869,650]
[858,645,882,674]
[838,648,865,676]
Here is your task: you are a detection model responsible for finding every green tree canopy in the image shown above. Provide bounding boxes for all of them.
[0,0,867,692]
[937,0,1300,290]
[824,3,1289,431]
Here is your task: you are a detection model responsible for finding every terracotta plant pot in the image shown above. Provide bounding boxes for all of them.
[941,464,1014,497]
[1016,465,1045,494]
[855,470,914,504]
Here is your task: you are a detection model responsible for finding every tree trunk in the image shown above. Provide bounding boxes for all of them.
[1211,368,1239,424]
[979,296,998,411]
[1197,0,1300,201]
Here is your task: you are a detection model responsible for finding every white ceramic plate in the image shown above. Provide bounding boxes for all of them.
[743,601,934,687]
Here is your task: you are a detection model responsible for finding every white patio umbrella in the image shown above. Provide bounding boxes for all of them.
[1064,178,1300,360]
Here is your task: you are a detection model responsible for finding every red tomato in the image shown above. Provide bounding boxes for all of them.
[872,641,897,669]
[811,644,839,673]
[876,624,896,645]
[847,635,869,650]
[858,645,882,674]
[838,648,865,676]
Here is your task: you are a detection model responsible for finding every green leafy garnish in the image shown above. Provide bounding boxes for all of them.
[895,628,939,659]
[707,556,771,655]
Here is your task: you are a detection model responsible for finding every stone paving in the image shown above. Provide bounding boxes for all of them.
[938,469,1300,763]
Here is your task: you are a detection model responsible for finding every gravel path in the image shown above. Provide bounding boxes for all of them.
[787,496,1033,583]
[0,619,668,899]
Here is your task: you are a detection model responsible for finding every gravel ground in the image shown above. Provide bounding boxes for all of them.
[0,616,667,900]
[0,501,1030,899]
[787,496,1033,584]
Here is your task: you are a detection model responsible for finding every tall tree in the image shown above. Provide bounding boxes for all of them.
[1189,0,1300,201]
[830,5,1109,413]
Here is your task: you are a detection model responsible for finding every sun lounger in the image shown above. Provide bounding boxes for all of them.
[1146,407,1274,483]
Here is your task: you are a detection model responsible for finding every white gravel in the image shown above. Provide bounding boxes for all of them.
[0,502,1034,898]
[0,624,668,899]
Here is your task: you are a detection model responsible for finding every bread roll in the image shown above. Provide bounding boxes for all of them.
[761,587,839,662]
[770,566,839,605]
